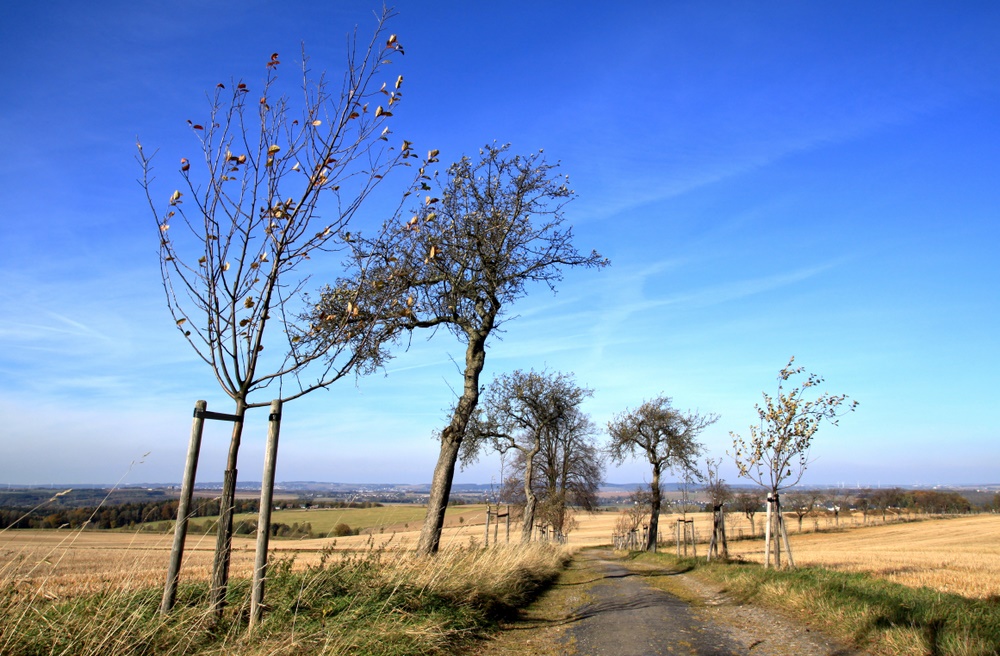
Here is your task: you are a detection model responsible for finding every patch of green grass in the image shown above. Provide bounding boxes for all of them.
[634,552,1000,656]
[1,543,566,656]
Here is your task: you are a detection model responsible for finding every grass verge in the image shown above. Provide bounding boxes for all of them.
[629,551,1000,656]
[0,541,566,656]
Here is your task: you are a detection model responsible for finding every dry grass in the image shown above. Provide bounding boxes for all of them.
[1,522,567,656]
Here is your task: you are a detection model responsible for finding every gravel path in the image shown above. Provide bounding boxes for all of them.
[562,556,743,655]
[558,550,863,656]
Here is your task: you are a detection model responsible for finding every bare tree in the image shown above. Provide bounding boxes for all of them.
[500,404,603,537]
[351,144,607,554]
[607,397,716,552]
[855,489,873,524]
[462,370,594,542]
[731,357,858,567]
[703,458,732,508]
[871,487,903,523]
[732,491,763,536]
[138,10,427,613]
[784,490,820,532]
[535,406,603,535]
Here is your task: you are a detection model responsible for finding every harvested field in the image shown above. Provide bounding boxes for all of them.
[4,508,997,601]
[724,514,1000,599]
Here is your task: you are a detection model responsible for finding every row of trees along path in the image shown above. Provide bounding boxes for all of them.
[140,9,607,627]
[607,359,856,571]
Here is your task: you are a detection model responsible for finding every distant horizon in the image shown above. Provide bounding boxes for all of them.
[3,480,996,491]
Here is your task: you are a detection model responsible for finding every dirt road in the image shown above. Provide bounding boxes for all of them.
[476,549,862,656]
[561,555,742,655]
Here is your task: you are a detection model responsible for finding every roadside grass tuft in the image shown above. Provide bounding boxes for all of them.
[1,542,566,656]
[632,552,1000,656]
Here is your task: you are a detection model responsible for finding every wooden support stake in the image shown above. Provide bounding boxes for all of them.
[249,400,282,629]
[764,495,774,568]
[484,507,491,547]
[160,400,206,614]
[779,506,795,569]
[505,505,510,544]
[720,509,729,558]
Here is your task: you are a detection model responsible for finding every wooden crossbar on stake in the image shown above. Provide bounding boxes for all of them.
[675,519,696,557]
[194,407,242,423]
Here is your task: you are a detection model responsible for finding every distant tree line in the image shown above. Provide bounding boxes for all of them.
[0,498,257,530]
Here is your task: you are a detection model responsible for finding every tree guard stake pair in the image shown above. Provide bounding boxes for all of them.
[160,399,282,630]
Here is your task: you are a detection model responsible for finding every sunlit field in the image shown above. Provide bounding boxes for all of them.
[3,506,998,601]
[724,514,1000,599]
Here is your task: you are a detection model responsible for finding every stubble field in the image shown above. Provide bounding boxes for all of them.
[2,507,998,601]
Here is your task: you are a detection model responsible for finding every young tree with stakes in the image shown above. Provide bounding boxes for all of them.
[338,144,607,555]
[704,458,731,560]
[138,11,429,616]
[730,357,858,568]
[607,397,717,552]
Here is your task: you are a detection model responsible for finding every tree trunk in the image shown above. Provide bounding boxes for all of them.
[646,463,661,552]
[416,332,487,556]
[417,431,462,555]
[521,441,541,543]
[209,398,247,618]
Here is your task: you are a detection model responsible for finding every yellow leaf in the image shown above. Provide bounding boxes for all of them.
[169,190,182,205]
[406,296,414,307]
[268,144,281,154]
[176,318,187,326]
[311,120,322,126]
[375,106,385,118]
[292,162,301,171]
[223,262,230,271]
[395,74,403,90]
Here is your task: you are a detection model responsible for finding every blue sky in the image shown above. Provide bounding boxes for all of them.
[1,2,997,488]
